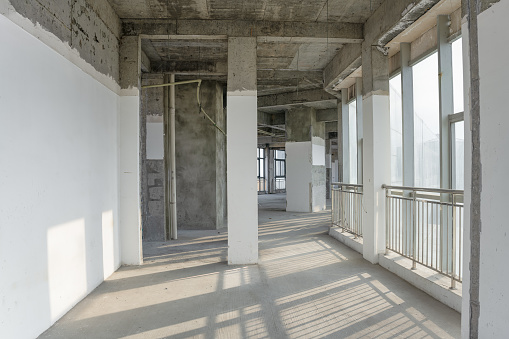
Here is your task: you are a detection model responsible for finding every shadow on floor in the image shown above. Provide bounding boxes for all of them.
[39,193,460,339]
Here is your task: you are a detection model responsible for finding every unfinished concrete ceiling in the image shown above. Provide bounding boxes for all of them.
[108,0,383,23]
[112,0,383,97]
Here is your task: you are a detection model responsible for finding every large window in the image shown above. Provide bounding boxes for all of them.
[348,100,358,184]
[452,37,464,114]
[274,150,286,191]
[413,52,440,188]
[452,121,464,190]
[257,148,266,192]
[390,74,403,186]
[451,37,465,190]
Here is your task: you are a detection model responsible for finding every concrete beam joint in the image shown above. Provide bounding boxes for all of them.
[123,19,363,41]
[151,60,227,74]
[364,0,441,48]
[323,43,362,95]
[316,108,338,122]
[258,89,336,108]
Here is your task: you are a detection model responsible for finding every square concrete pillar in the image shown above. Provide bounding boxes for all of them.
[227,37,258,265]
[462,2,509,337]
[361,45,390,264]
[119,35,142,265]
[285,107,326,212]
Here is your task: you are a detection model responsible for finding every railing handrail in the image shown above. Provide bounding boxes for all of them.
[332,182,364,188]
[382,184,463,195]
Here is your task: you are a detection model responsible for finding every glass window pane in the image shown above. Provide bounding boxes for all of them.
[390,74,403,186]
[413,52,440,188]
[349,100,357,184]
[454,121,464,190]
[452,38,464,114]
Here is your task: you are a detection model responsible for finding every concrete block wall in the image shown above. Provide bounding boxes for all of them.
[139,78,227,236]
[140,74,165,240]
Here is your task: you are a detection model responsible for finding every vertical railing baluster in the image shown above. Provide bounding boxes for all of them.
[411,191,417,270]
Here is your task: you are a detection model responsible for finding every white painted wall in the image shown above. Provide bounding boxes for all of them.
[312,137,326,166]
[286,142,313,212]
[226,37,258,265]
[362,94,390,264]
[146,122,164,160]
[332,160,339,183]
[227,95,258,264]
[0,14,121,338]
[286,139,326,212]
[119,96,142,265]
[475,3,509,337]
[312,136,326,211]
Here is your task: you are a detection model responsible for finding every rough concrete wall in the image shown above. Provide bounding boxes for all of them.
[8,0,120,82]
[140,74,165,241]
[216,92,227,229]
[176,81,224,230]
[286,106,311,142]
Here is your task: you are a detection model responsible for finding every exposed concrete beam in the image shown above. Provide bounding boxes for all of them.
[258,89,336,108]
[257,137,286,147]
[141,50,151,73]
[322,0,442,97]
[151,60,227,74]
[123,19,363,42]
[257,70,322,83]
[316,108,338,122]
[364,0,442,49]
[325,121,338,134]
[257,110,286,126]
[323,43,362,97]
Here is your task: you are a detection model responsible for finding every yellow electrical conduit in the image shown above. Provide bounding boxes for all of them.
[142,79,227,136]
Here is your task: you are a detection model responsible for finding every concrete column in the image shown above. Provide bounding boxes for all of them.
[361,45,391,264]
[326,138,331,199]
[400,43,415,187]
[462,2,509,337]
[400,42,415,257]
[438,15,454,272]
[119,35,143,265]
[140,74,165,241]
[286,107,326,212]
[337,101,343,183]
[267,148,275,194]
[227,37,258,265]
[341,89,350,183]
[438,15,453,191]
[356,78,363,184]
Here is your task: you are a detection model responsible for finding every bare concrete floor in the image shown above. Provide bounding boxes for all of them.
[40,193,460,338]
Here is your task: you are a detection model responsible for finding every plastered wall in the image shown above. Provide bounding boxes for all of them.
[0,13,121,338]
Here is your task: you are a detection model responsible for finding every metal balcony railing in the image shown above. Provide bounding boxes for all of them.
[331,183,363,238]
[382,185,464,288]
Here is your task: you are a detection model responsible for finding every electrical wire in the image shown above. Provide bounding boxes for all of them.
[141,80,227,136]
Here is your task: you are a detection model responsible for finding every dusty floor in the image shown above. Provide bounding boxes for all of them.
[39,194,460,338]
